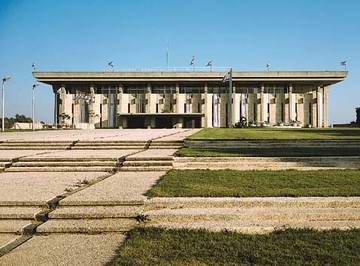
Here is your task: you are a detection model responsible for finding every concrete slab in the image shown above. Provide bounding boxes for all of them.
[0,150,56,160]
[0,129,191,142]
[0,233,125,266]
[155,128,201,141]
[59,172,164,206]
[36,219,137,233]
[0,234,19,247]
[0,172,106,205]
[0,207,42,219]
[49,206,141,219]
[0,220,32,233]
[25,149,140,160]
[128,149,177,158]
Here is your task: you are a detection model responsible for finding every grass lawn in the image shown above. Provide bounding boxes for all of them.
[106,227,360,266]
[146,169,360,197]
[188,128,360,140]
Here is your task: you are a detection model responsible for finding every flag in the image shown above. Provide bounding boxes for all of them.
[341,61,347,66]
[190,56,195,66]
[32,63,36,71]
[222,71,231,83]
[108,61,114,68]
[266,63,270,69]
[206,60,212,67]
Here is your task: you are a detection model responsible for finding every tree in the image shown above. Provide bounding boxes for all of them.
[0,114,32,129]
[356,107,360,124]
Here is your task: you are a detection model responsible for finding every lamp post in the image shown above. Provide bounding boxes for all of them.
[1,76,11,132]
[32,83,39,130]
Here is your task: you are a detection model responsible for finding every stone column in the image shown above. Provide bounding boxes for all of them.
[146,84,151,113]
[175,83,181,113]
[231,86,236,126]
[311,90,318,128]
[323,86,329,127]
[88,85,95,129]
[260,85,265,123]
[117,85,123,128]
[289,85,295,122]
[201,83,208,127]
[317,86,323,128]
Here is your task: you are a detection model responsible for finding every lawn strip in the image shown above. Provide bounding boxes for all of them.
[106,227,360,266]
[188,128,360,140]
[146,169,360,197]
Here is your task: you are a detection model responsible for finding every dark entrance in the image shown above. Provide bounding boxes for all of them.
[127,117,146,128]
[183,117,201,128]
[155,117,174,128]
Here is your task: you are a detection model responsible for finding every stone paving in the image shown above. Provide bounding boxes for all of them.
[0,128,192,142]
[0,129,194,264]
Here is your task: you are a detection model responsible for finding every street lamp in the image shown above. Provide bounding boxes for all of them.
[1,76,11,132]
[32,83,39,130]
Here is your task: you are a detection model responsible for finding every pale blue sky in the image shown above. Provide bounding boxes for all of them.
[0,0,359,123]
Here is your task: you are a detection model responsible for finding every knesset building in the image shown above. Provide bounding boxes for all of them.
[33,70,347,129]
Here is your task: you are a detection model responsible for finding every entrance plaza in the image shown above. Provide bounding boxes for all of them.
[33,71,347,129]
[0,128,359,265]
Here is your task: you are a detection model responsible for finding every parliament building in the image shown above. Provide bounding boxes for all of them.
[33,71,347,129]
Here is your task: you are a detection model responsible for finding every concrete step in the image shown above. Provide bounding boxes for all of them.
[75,142,146,146]
[36,218,137,234]
[5,166,115,172]
[0,162,11,167]
[0,207,42,219]
[12,161,117,167]
[49,206,141,219]
[18,157,118,162]
[150,142,183,146]
[126,157,173,161]
[0,147,68,150]
[0,220,33,233]
[123,161,173,167]
[120,166,172,172]
[149,145,183,149]
[71,146,144,150]
[0,143,72,147]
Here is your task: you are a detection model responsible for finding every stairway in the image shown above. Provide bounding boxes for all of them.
[120,156,173,172]
[5,158,121,172]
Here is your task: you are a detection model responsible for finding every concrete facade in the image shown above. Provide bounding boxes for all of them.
[33,71,347,129]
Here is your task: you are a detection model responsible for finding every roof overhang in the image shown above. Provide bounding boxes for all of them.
[33,71,348,86]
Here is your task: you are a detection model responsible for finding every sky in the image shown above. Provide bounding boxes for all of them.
[0,0,359,124]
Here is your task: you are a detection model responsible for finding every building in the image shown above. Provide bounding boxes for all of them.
[33,70,347,129]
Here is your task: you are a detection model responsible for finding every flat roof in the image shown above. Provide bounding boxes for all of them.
[33,71,348,86]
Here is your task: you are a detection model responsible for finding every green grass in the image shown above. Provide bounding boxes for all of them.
[146,169,360,197]
[106,227,360,266]
[176,147,360,157]
[188,128,360,140]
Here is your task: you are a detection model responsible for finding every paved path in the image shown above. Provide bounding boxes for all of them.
[0,129,195,265]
